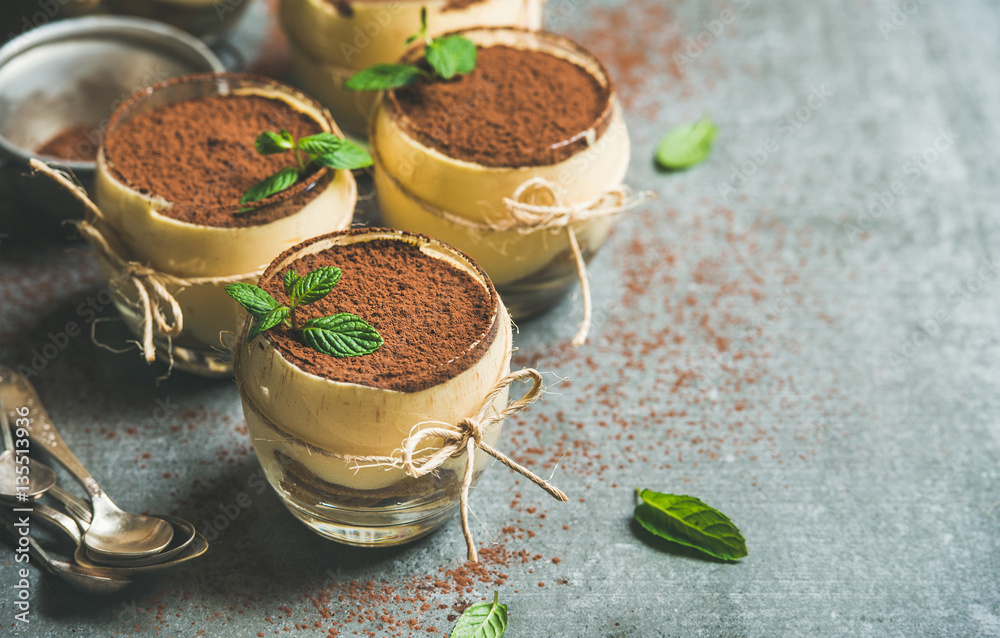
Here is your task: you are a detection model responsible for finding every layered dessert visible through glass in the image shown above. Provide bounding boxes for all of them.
[373,28,631,319]
[235,228,513,545]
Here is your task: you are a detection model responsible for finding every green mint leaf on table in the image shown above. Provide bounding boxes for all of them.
[633,489,747,561]
[427,35,477,79]
[344,64,427,91]
[655,117,717,170]
[225,267,382,358]
[313,144,373,170]
[224,283,281,318]
[249,307,289,342]
[283,270,299,298]
[254,130,294,155]
[450,592,507,638]
[300,314,384,357]
[237,131,374,211]
[346,13,477,91]
[239,166,300,205]
[290,266,342,306]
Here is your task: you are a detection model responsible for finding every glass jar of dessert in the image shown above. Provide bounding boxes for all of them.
[371,28,634,329]
[234,228,518,547]
[93,73,360,377]
[280,0,545,137]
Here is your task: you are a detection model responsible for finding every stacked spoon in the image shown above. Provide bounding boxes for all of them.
[0,366,207,594]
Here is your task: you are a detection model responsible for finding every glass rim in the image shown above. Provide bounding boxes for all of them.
[255,227,505,392]
[101,72,341,218]
[384,27,617,169]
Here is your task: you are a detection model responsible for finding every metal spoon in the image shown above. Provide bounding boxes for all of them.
[75,531,209,574]
[19,501,84,545]
[25,497,196,568]
[0,395,57,500]
[48,483,93,526]
[0,366,173,558]
[42,488,199,567]
[87,515,197,567]
[0,515,133,595]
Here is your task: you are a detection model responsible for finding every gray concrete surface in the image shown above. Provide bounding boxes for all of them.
[2,0,999,636]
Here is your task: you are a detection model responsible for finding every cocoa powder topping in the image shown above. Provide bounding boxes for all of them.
[259,232,498,392]
[390,44,611,167]
[104,93,326,228]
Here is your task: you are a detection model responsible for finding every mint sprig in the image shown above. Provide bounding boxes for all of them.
[238,131,373,210]
[449,592,508,638]
[633,489,747,561]
[226,267,382,358]
[344,8,477,91]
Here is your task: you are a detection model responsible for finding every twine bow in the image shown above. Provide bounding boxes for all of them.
[499,177,652,346]
[398,367,568,562]
[29,159,257,366]
[237,318,568,563]
[370,127,653,347]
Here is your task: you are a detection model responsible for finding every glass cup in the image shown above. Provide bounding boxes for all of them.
[280,0,545,137]
[235,228,512,546]
[371,28,630,319]
[93,73,357,377]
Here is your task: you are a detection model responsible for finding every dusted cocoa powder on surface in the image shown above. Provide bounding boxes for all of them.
[36,124,99,161]
[391,45,611,167]
[259,234,498,392]
[104,94,325,228]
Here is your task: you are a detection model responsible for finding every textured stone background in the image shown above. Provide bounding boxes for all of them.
[2,0,999,636]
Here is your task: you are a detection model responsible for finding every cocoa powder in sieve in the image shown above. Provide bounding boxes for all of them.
[103,93,326,228]
[390,44,611,167]
[36,124,99,162]
[258,232,498,392]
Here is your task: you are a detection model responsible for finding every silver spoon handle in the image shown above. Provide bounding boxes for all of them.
[33,502,83,546]
[0,396,14,452]
[0,367,101,498]
[49,484,93,526]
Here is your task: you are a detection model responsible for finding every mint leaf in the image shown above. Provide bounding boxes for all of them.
[344,64,426,91]
[404,6,429,46]
[634,489,747,561]
[249,307,288,342]
[297,132,344,157]
[225,283,281,318]
[427,35,477,80]
[283,270,299,298]
[254,131,293,155]
[313,141,373,170]
[450,592,507,638]
[655,117,717,170]
[290,266,342,306]
[239,166,300,205]
[300,313,383,357]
